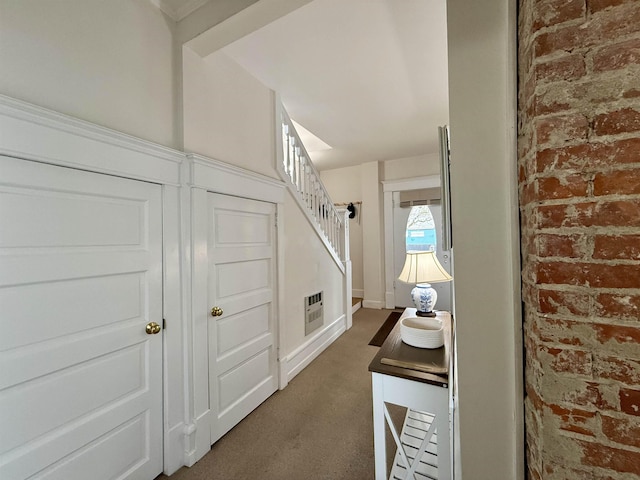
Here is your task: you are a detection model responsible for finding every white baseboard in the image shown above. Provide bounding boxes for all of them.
[282,314,346,383]
[352,301,362,315]
[183,410,211,467]
[385,291,396,309]
[352,288,364,298]
[363,300,385,309]
[164,422,187,476]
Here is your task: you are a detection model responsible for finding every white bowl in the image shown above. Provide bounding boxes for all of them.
[400,317,444,349]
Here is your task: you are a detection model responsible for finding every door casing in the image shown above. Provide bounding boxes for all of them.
[382,175,444,310]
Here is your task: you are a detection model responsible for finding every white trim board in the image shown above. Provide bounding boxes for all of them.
[0,94,183,185]
[186,153,285,203]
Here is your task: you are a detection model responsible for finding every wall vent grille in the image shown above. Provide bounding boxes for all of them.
[305,292,323,336]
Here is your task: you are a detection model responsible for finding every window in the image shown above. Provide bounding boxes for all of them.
[405,205,436,252]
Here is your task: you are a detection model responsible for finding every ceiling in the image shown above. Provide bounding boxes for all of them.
[166,0,450,171]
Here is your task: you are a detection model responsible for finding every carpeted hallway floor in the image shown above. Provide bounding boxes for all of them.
[160,308,392,480]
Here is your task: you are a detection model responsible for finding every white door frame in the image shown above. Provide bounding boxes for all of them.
[185,153,286,464]
[382,175,441,310]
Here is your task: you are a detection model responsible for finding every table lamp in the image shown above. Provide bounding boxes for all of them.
[397,251,453,316]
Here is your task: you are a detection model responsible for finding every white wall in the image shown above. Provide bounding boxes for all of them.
[0,0,178,148]
[282,190,345,354]
[360,161,385,308]
[320,165,364,297]
[447,0,523,478]
[182,48,278,179]
[382,153,439,181]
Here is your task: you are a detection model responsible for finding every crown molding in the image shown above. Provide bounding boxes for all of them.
[149,0,210,21]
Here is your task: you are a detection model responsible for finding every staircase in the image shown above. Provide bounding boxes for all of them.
[277,105,352,328]
[278,107,348,270]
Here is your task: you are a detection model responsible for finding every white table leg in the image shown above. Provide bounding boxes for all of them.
[372,373,388,480]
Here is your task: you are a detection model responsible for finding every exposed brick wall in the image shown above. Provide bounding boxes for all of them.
[518,0,640,478]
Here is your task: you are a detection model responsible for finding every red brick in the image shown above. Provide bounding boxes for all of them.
[536,200,640,228]
[537,261,640,288]
[527,383,545,412]
[537,175,589,200]
[538,317,589,346]
[578,438,640,473]
[594,234,640,260]
[535,75,636,115]
[520,181,536,206]
[535,53,586,83]
[543,346,593,375]
[592,38,640,72]
[593,323,640,347]
[533,5,640,57]
[536,138,640,173]
[543,463,617,480]
[536,114,589,146]
[547,403,597,436]
[620,388,640,416]
[594,169,640,196]
[533,0,586,29]
[595,355,640,384]
[624,88,640,99]
[559,380,618,410]
[534,91,573,116]
[539,289,590,315]
[594,108,640,136]
[595,293,640,319]
[589,3,640,42]
[534,24,584,57]
[589,0,637,13]
[602,414,640,448]
[538,233,588,258]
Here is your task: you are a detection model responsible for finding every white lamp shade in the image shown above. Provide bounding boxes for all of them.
[398,251,452,284]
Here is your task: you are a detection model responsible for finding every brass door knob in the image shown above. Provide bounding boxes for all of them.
[146,322,161,335]
[211,306,223,317]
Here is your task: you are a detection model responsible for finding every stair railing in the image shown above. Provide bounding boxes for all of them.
[278,107,346,270]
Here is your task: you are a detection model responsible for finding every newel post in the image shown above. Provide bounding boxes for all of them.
[343,210,352,329]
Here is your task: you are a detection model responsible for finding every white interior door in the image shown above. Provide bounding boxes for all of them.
[208,193,278,444]
[0,156,163,480]
[393,197,452,312]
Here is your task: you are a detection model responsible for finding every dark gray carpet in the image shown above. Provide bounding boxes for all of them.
[161,308,392,480]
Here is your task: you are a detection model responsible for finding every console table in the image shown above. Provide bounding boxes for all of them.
[368,308,453,480]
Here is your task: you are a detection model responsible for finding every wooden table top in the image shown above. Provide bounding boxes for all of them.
[368,308,451,388]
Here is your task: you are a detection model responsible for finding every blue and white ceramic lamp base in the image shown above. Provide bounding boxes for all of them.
[411,283,438,317]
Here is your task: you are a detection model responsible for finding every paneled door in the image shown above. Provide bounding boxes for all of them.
[0,156,163,480]
[208,193,278,444]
